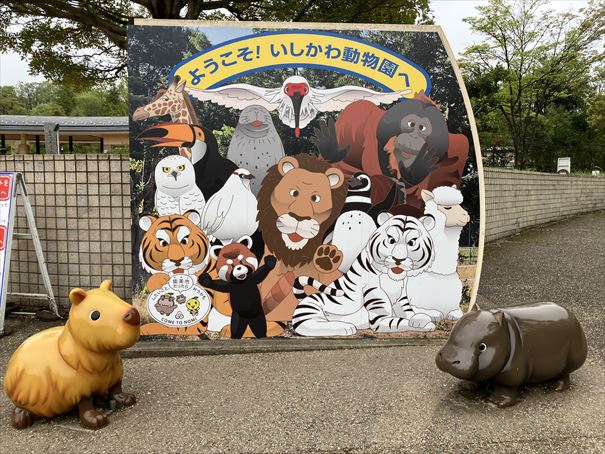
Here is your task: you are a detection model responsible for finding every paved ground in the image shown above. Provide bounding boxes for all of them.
[0,211,603,453]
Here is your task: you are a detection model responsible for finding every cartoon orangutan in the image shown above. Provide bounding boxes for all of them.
[314,92,469,216]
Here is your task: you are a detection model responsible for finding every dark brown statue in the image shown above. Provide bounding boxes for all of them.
[436,302,587,407]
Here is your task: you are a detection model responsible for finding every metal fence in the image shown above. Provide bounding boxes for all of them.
[1,154,131,311]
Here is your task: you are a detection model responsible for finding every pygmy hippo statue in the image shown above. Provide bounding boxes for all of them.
[3,280,140,429]
[436,302,587,407]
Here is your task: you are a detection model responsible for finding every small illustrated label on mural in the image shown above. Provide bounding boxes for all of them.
[147,274,211,327]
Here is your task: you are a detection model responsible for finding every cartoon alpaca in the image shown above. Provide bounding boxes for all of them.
[407,185,470,321]
[132,76,199,160]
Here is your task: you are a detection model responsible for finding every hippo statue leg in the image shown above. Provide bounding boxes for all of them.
[109,379,136,407]
[11,407,35,429]
[551,373,570,392]
[78,395,108,430]
[488,385,519,408]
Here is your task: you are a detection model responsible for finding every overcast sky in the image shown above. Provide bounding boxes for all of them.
[0,0,588,86]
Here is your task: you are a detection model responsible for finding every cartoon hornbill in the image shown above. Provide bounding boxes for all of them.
[138,123,237,200]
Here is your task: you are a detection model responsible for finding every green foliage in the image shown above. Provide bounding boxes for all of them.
[1,80,128,117]
[0,0,430,87]
[461,0,605,171]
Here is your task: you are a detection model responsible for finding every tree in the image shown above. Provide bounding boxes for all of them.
[461,0,605,169]
[0,0,430,87]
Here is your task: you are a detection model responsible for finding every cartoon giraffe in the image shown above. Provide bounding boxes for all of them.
[132,76,199,160]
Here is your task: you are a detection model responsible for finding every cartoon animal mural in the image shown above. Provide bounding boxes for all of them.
[292,213,437,336]
[153,154,205,217]
[315,93,469,215]
[132,76,199,160]
[130,26,481,340]
[201,168,258,245]
[200,242,276,339]
[137,210,228,337]
[256,154,347,322]
[227,105,285,196]
[187,75,411,138]
[326,172,402,272]
[407,185,470,321]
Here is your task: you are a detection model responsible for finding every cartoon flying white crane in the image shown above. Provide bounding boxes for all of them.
[186,75,412,138]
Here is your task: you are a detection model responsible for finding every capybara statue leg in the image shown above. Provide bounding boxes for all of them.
[78,395,108,430]
[11,407,35,429]
[551,373,571,392]
[488,385,519,407]
[109,380,136,406]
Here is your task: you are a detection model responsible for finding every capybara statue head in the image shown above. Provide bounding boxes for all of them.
[435,310,510,381]
[67,280,140,352]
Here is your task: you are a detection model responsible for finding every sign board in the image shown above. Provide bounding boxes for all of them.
[128,21,484,340]
[557,157,571,174]
[0,172,16,335]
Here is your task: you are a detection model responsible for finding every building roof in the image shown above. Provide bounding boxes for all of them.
[0,115,129,133]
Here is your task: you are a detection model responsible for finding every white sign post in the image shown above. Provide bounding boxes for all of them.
[0,172,17,336]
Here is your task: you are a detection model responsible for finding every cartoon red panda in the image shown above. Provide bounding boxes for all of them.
[199,240,276,339]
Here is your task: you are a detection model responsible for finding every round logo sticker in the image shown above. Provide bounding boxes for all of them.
[147,274,211,327]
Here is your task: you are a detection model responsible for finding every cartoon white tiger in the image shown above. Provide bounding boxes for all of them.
[291,213,437,337]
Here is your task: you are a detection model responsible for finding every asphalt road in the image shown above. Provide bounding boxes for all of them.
[1,211,603,453]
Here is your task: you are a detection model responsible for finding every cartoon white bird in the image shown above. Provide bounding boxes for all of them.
[153,155,205,217]
[201,168,259,243]
[187,75,412,138]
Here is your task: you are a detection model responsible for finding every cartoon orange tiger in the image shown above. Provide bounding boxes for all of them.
[138,210,283,338]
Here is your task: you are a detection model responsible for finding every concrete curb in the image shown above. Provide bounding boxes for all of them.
[123,337,444,358]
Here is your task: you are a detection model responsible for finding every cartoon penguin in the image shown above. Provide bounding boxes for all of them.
[226,105,284,195]
[327,172,404,272]
[138,123,237,200]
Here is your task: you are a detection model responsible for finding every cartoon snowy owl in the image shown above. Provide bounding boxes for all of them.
[154,155,205,218]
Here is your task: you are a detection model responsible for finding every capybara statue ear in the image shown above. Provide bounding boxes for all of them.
[69,288,87,305]
[100,280,113,291]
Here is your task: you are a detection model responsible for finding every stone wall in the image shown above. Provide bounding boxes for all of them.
[1,155,603,310]
[484,168,605,242]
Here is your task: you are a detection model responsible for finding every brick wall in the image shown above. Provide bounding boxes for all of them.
[1,155,603,311]
[484,168,605,242]
[1,155,130,311]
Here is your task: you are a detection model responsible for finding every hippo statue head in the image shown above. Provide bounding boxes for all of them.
[436,310,510,382]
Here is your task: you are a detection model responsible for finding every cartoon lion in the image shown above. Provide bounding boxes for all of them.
[257,154,348,322]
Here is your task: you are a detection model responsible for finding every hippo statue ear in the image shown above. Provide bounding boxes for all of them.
[278,156,299,176]
[421,189,434,203]
[377,212,392,226]
[69,288,87,305]
[493,311,505,325]
[100,280,113,291]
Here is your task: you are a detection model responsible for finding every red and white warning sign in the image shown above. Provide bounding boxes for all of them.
[0,173,16,333]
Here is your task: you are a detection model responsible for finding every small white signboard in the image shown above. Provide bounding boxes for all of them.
[0,172,16,335]
[557,157,571,174]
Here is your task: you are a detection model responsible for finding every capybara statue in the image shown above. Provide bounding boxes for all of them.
[3,280,140,429]
[436,302,587,407]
